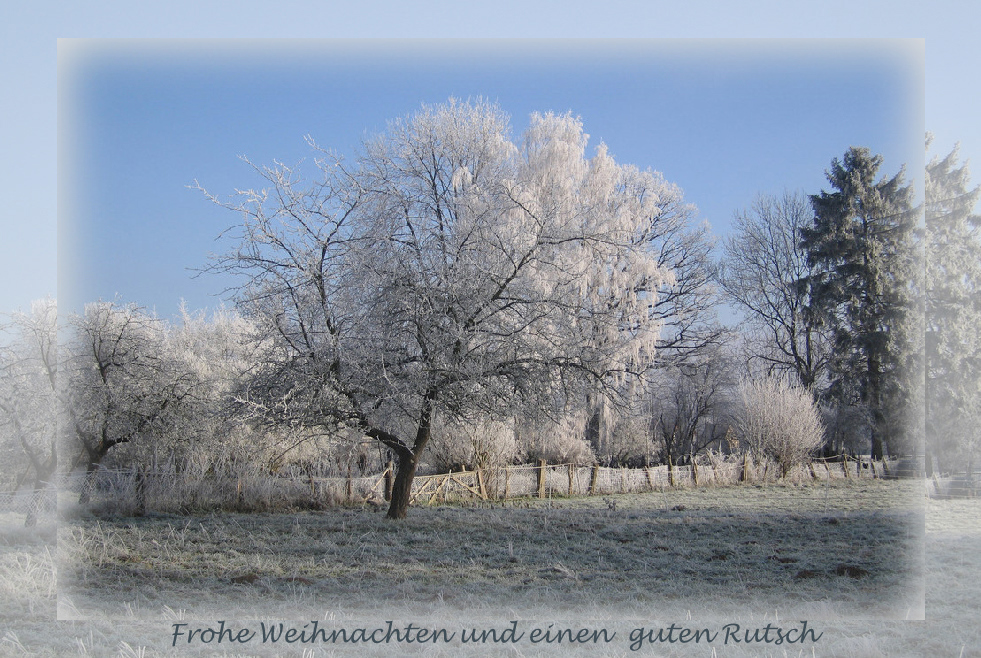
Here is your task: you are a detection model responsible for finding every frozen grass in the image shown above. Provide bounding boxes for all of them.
[57,480,922,621]
[0,524,56,617]
[0,519,61,656]
[4,479,980,656]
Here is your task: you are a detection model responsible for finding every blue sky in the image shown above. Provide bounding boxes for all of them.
[0,1,977,648]
[57,39,921,319]
[2,1,979,324]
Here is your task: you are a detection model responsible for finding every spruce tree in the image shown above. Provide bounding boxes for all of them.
[925,137,981,475]
[801,147,916,459]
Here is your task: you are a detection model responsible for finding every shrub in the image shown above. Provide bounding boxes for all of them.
[521,410,596,466]
[734,375,824,477]
[429,416,521,473]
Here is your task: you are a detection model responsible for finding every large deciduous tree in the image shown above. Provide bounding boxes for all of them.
[165,305,263,473]
[800,147,917,460]
[201,99,678,518]
[0,299,59,526]
[65,300,197,502]
[925,136,981,475]
[584,167,724,461]
[719,191,831,391]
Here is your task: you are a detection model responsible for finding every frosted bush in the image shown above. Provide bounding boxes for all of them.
[429,416,521,473]
[521,411,596,465]
[734,375,824,477]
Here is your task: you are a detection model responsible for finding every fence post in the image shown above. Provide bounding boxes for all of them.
[644,466,654,491]
[476,469,488,500]
[691,461,698,487]
[537,459,547,499]
[346,464,353,502]
[589,464,600,495]
[841,457,850,479]
[504,466,511,500]
[567,464,575,496]
[668,456,676,487]
[135,466,147,516]
[384,461,394,502]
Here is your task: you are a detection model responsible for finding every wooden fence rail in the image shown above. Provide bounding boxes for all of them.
[53,455,899,515]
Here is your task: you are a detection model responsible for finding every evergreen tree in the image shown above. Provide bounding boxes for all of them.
[800,147,917,459]
[925,136,981,475]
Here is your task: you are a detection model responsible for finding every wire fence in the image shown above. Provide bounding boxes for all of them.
[0,487,57,526]
[16,453,906,518]
[409,454,895,503]
[926,471,980,499]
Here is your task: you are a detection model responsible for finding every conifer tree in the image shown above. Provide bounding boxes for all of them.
[925,136,981,474]
[800,147,917,459]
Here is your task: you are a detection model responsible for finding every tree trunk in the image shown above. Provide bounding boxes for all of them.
[385,387,438,520]
[386,454,419,519]
[25,441,57,527]
[75,426,116,505]
[868,350,885,460]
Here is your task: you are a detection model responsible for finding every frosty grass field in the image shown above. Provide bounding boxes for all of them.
[3,478,980,656]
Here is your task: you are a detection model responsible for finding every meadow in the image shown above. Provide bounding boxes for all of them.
[57,479,923,621]
[4,478,975,656]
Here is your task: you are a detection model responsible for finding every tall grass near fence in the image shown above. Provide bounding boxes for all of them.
[62,453,899,517]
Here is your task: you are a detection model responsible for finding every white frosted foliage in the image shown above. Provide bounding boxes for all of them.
[202,98,692,513]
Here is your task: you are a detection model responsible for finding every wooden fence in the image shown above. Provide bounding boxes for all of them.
[403,455,893,506]
[53,454,897,515]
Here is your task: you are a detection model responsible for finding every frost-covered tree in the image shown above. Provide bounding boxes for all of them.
[720,191,832,391]
[64,301,197,502]
[925,136,981,475]
[163,305,265,472]
[0,299,59,526]
[644,184,725,365]
[644,342,736,468]
[520,410,597,466]
[428,415,521,474]
[581,161,723,460]
[201,99,678,518]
